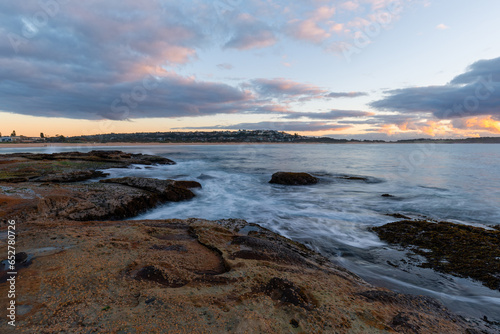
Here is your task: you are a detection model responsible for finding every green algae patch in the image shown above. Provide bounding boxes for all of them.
[373,220,500,291]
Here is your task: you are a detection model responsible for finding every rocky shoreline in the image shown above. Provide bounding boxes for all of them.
[0,151,497,333]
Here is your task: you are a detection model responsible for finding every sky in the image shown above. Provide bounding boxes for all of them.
[1,0,500,139]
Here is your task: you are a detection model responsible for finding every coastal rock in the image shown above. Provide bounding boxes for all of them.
[0,150,175,166]
[1,177,199,222]
[0,218,490,333]
[269,172,318,185]
[35,170,109,183]
[373,220,500,291]
[0,150,175,183]
[100,177,198,202]
[36,183,160,221]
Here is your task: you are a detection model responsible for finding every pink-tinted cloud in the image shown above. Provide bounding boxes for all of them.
[285,6,336,44]
[224,13,277,50]
[251,78,328,99]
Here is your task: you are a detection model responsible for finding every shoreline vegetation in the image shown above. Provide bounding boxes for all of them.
[0,151,498,332]
[1,130,500,148]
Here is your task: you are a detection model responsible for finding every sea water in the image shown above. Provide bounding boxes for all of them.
[3,143,500,321]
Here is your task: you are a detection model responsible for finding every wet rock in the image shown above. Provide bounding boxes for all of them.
[100,177,197,202]
[373,220,500,291]
[269,172,318,185]
[37,183,160,221]
[262,277,316,310]
[35,170,109,183]
[381,193,395,197]
[170,180,202,189]
[15,252,28,263]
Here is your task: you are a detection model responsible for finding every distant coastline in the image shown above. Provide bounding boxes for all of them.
[1,130,499,147]
[1,141,500,149]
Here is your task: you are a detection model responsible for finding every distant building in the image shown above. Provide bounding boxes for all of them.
[0,137,13,142]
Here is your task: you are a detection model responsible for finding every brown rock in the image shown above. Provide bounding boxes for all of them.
[100,177,197,202]
[35,170,109,182]
[269,172,318,185]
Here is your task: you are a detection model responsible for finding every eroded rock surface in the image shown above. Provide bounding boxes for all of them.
[1,218,491,333]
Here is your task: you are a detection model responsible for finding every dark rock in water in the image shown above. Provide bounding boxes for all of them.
[341,175,368,181]
[169,180,202,189]
[373,220,500,291]
[269,172,318,185]
[381,194,395,198]
[262,277,316,310]
[35,170,109,183]
[15,252,28,263]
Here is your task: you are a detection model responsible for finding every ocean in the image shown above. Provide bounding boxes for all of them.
[3,143,500,321]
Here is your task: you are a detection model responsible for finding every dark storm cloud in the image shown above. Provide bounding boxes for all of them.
[370,57,500,119]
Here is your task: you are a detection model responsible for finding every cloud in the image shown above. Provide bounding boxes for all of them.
[284,109,374,120]
[250,78,327,100]
[436,23,450,30]
[370,56,500,119]
[224,13,277,50]
[0,0,424,123]
[452,116,500,134]
[326,91,368,98]
[177,121,352,132]
[285,6,336,44]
